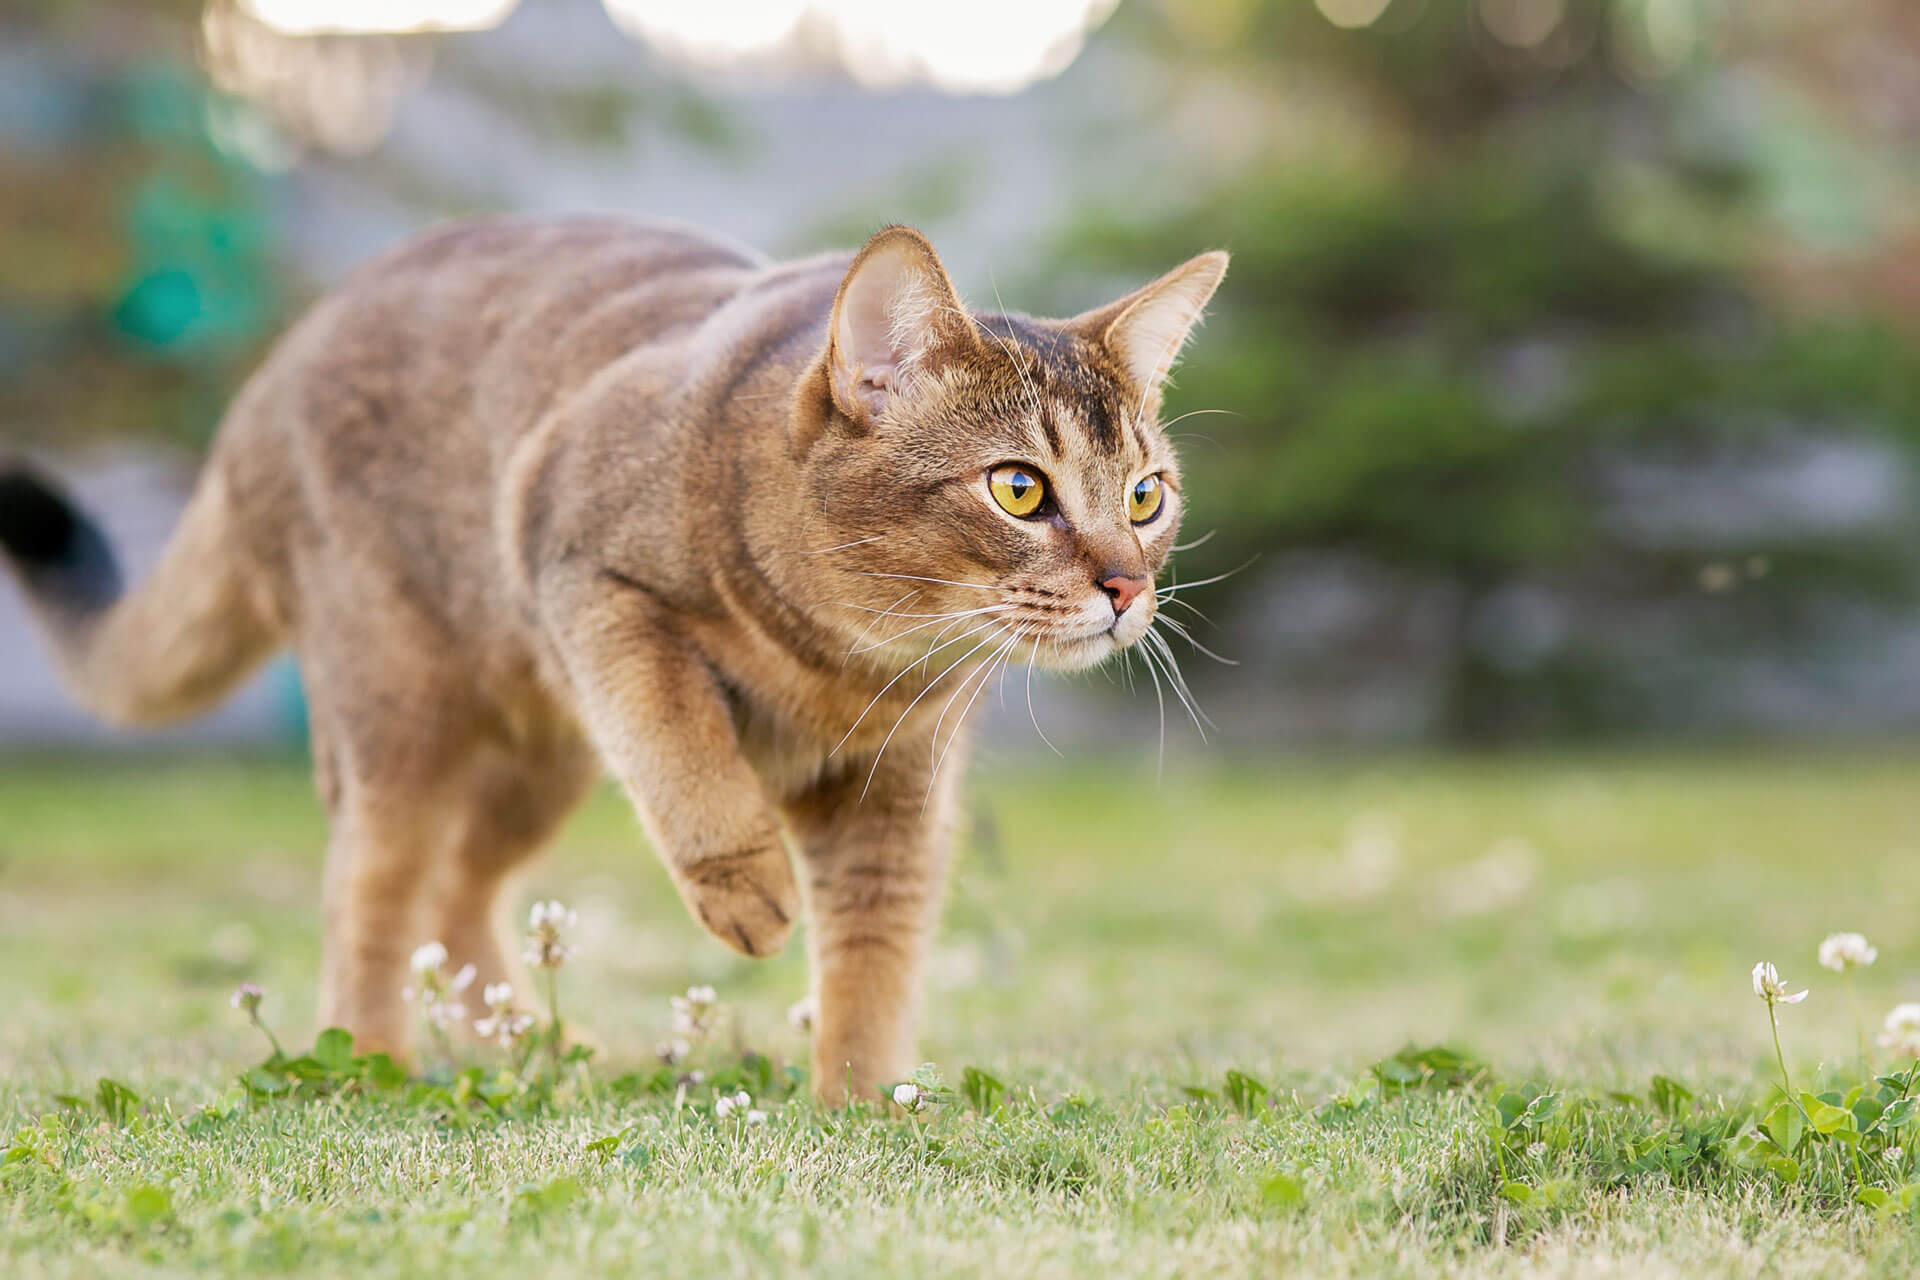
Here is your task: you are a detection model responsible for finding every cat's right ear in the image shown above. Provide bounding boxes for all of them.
[825,226,977,428]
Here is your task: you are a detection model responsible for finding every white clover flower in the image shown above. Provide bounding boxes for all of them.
[1526,1142,1547,1160]
[524,899,579,969]
[473,982,535,1048]
[1879,1004,1920,1059]
[229,981,265,1015]
[893,1082,925,1113]
[671,984,720,1042]
[787,995,816,1034]
[1819,932,1878,972]
[425,998,468,1031]
[732,1089,750,1108]
[657,1037,692,1065]
[1890,1146,1907,1164]
[1751,961,1808,1005]
[715,1094,738,1119]
[410,942,449,976]
[746,1109,769,1126]
[402,941,474,1015]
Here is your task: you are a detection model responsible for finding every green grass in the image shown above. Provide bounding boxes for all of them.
[4,749,1920,1276]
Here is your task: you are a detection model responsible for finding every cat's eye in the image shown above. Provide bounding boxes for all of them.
[988,465,1047,518]
[1128,474,1166,524]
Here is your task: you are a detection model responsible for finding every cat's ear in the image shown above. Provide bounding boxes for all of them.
[1072,250,1229,397]
[827,226,977,426]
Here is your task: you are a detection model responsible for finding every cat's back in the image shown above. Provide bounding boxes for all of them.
[223,216,775,633]
[307,216,769,441]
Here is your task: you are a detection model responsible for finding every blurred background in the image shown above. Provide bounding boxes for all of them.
[6,0,1920,754]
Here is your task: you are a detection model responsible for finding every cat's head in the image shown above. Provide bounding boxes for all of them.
[792,225,1226,675]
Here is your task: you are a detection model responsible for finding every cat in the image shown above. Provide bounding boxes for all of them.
[0,217,1226,1102]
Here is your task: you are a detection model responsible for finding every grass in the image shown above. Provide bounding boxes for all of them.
[4,748,1920,1276]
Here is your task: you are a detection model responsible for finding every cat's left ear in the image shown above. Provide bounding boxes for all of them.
[1071,250,1230,397]
[826,225,979,427]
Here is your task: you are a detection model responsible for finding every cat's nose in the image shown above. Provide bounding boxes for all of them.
[1099,573,1150,614]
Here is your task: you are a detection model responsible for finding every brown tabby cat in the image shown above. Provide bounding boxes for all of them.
[0,218,1226,1102]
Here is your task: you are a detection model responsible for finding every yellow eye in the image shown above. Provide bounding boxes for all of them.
[1128,474,1165,524]
[989,465,1046,518]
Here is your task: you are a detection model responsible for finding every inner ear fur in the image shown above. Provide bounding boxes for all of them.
[1070,250,1230,399]
[824,225,979,428]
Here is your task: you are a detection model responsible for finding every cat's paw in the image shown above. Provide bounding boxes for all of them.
[677,841,799,958]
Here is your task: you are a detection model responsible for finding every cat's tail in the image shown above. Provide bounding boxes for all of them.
[0,460,281,727]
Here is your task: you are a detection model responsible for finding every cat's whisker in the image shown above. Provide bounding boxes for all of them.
[1024,648,1062,757]
[1157,407,1240,430]
[1159,595,1217,627]
[1170,529,1216,554]
[1132,643,1168,779]
[861,623,1010,800]
[849,604,1015,656]
[857,571,1011,593]
[802,535,887,555]
[830,615,1007,757]
[924,624,1026,806]
[1153,614,1237,666]
[984,274,1046,425]
[914,607,1003,674]
[824,601,1008,620]
[921,621,1029,809]
[1151,557,1259,595]
[841,588,921,664]
[1141,628,1211,738]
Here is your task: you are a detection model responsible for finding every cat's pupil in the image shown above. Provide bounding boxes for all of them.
[1010,475,1030,497]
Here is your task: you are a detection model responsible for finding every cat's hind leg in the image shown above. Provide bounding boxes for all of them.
[427,728,599,1024]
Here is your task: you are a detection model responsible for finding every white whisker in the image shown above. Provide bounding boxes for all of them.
[1154,615,1237,666]
[1160,595,1217,626]
[1134,643,1167,779]
[1023,649,1062,757]
[825,601,1009,620]
[802,535,886,555]
[985,272,1046,426]
[1142,629,1211,737]
[857,571,1009,593]
[861,623,1009,799]
[841,588,921,664]
[848,604,1015,656]
[926,625,1025,806]
[1157,407,1240,430]
[831,615,1006,757]
[1171,529,1216,554]
[1152,557,1258,595]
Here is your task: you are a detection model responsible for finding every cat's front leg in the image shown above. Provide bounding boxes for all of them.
[786,742,963,1105]
[541,572,800,959]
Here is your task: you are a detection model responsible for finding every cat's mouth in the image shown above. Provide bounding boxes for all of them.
[1030,605,1152,672]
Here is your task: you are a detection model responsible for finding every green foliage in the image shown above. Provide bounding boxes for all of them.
[1370,1044,1485,1092]
[1065,0,1920,739]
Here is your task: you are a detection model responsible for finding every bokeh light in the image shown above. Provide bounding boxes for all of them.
[1314,0,1396,30]
[240,0,518,36]
[602,0,1120,93]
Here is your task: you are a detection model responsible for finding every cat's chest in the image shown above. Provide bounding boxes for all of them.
[727,690,836,801]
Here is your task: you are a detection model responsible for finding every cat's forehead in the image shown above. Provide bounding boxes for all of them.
[973,314,1160,466]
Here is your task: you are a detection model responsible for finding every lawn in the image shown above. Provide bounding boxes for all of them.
[3,749,1920,1276]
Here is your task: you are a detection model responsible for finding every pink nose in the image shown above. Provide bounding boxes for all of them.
[1100,574,1149,614]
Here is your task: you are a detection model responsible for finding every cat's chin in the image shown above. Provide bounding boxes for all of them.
[1034,630,1122,673]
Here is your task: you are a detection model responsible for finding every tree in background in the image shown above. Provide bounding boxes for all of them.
[1059,0,1920,739]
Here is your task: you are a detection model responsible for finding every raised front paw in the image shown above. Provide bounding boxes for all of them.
[676,840,800,958]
